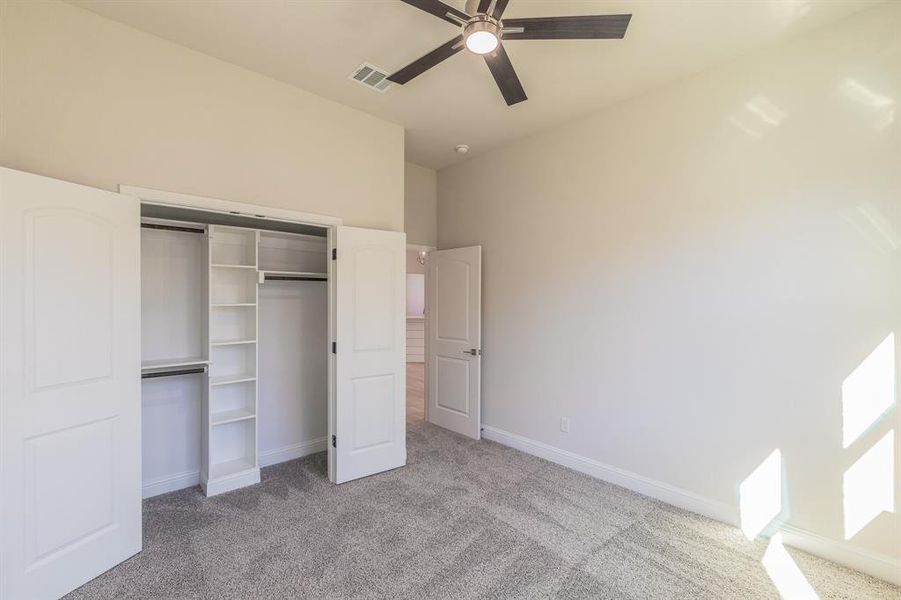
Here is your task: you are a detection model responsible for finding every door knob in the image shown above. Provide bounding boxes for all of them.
[463,349,481,356]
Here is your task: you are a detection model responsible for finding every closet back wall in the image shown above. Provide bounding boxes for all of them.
[141,228,206,494]
[0,0,404,231]
[258,282,328,461]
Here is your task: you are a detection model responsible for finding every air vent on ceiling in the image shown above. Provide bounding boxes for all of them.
[349,63,394,93]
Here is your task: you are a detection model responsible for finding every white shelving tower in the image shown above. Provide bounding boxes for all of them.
[203,225,261,496]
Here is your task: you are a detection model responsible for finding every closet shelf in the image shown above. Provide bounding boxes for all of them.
[141,356,209,371]
[211,263,257,270]
[209,374,256,387]
[210,457,257,480]
[210,408,256,426]
[210,339,257,347]
[211,303,256,308]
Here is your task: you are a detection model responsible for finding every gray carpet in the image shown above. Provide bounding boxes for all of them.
[67,420,899,599]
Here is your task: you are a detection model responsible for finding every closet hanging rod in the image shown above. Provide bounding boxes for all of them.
[141,223,205,234]
[264,275,327,282]
[141,367,207,380]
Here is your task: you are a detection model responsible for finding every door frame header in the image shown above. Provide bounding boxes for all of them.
[119,185,343,228]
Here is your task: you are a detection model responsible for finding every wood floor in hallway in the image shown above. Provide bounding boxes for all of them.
[406,362,425,424]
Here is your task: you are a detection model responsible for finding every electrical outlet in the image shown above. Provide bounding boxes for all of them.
[560,417,570,433]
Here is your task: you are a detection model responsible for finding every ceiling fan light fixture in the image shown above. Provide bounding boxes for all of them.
[465,30,498,54]
[463,18,500,55]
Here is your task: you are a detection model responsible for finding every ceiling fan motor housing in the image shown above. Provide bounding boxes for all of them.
[463,14,502,46]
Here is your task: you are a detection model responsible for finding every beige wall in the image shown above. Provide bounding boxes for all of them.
[0,0,404,230]
[439,3,900,577]
[404,161,437,246]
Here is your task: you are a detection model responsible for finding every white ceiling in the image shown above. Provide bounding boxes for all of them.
[70,0,880,169]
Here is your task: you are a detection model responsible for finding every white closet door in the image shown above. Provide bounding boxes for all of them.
[427,246,482,439]
[0,168,142,599]
[332,226,406,484]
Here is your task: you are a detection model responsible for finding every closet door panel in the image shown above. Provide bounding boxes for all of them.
[0,167,141,600]
[31,210,113,387]
[333,226,406,484]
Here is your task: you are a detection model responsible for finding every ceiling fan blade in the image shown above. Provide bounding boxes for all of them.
[476,0,510,18]
[399,0,470,26]
[490,0,510,19]
[387,35,464,85]
[502,14,631,40]
[484,43,527,106]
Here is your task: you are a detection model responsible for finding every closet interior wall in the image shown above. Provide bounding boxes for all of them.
[258,232,329,459]
[140,214,328,498]
[141,224,207,497]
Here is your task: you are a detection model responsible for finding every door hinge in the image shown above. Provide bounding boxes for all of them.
[332,341,336,354]
[332,248,337,260]
[331,434,337,448]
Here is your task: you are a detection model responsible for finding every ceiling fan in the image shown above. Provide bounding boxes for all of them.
[387,0,632,106]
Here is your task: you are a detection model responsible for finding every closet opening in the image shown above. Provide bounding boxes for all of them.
[140,203,331,498]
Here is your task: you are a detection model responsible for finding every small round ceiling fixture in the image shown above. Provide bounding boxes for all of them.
[463,15,500,55]
[455,144,470,154]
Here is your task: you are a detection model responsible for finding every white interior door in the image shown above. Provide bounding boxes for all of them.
[427,246,482,439]
[0,168,142,599]
[331,226,406,484]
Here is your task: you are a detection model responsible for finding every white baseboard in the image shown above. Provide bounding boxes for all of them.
[259,436,328,467]
[141,437,327,498]
[781,524,900,586]
[480,425,900,586]
[142,470,200,499]
[481,425,738,524]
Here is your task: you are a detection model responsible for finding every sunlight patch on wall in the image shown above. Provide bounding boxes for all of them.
[744,95,789,127]
[856,204,900,252]
[843,431,895,539]
[762,533,820,600]
[840,78,896,131]
[728,95,789,139]
[740,449,783,539]
[842,333,896,448]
